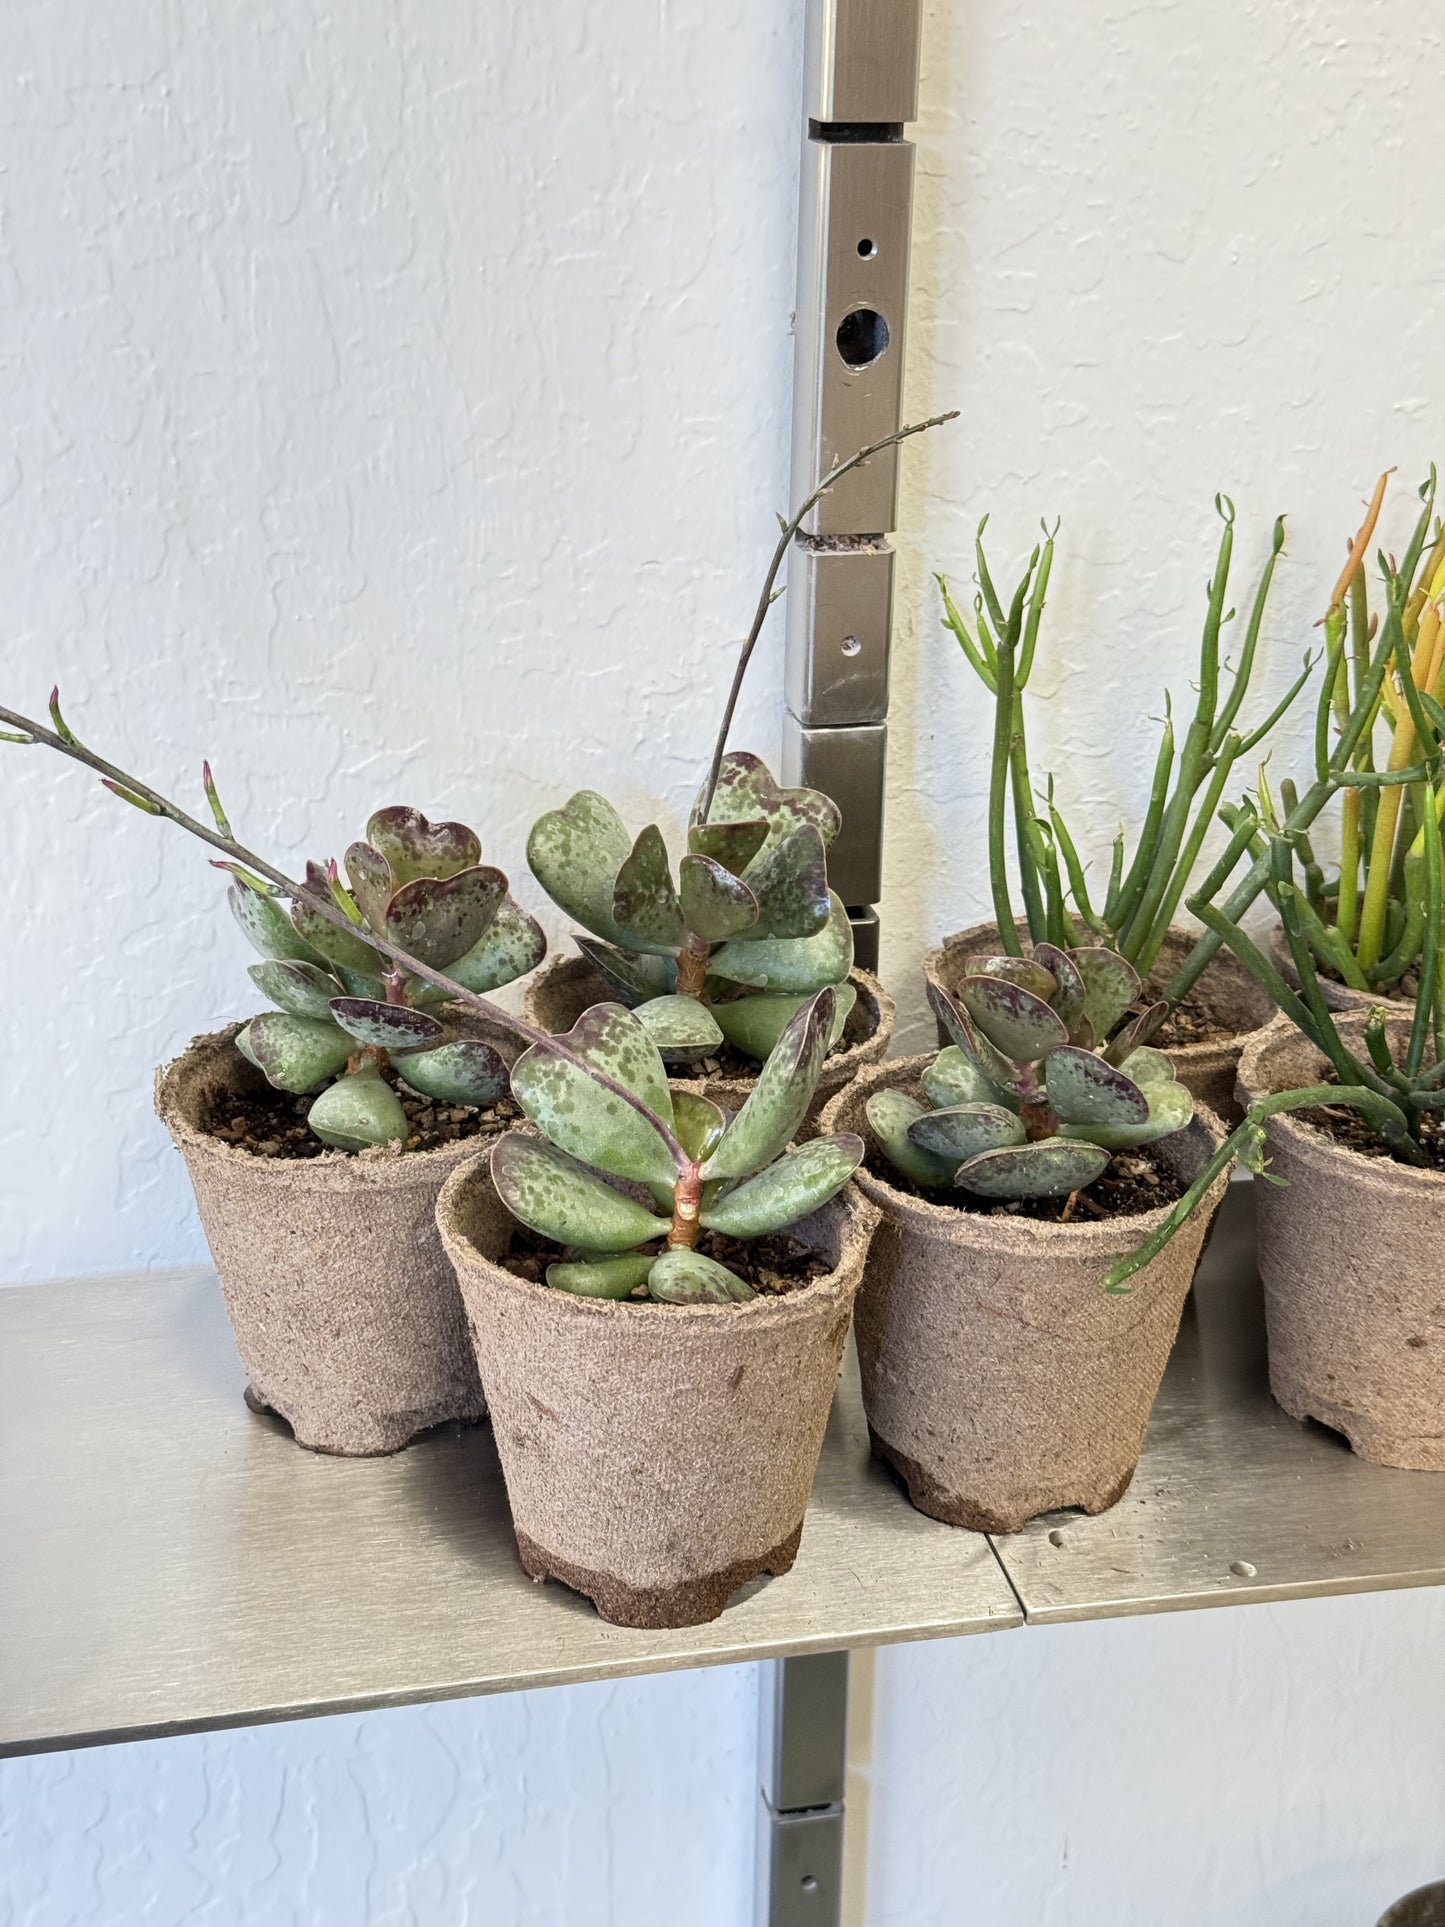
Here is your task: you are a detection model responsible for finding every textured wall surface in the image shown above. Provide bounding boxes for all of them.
[2,0,1442,1921]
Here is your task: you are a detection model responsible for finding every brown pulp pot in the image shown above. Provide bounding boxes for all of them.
[436,1145,880,1628]
[1237,1013,1445,1470]
[819,1058,1230,1532]
[1377,1884,1445,1927]
[157,1026,487,1456]
[1266,922,1411,1014]
[524,952,894,1135]
[925,918,1276,1126]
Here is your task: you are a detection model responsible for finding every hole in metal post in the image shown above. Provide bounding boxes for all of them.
[857,237,877,258]
[840,635,862,657]
[835,308,889,368]
[801,1876,819,1893]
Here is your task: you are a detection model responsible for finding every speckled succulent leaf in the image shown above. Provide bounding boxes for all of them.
[1071,947,1142,1041]
[248,958,343,1021]
[1117,1045,1175,1088]
[955,1138,1110,1200]
[1044,1046,1150,1128]
[959,975,1070,1064]
[920,1045,1017,1113]
[1104,1000,1170,1066]
[573,937,675,1006]
[382,866,507,969]
[511,1003,678,1185]
[742,824,830,940]
[688,818,769,875]
[491,1134,670,1252]
[632,993,725,1063]
[336,966,389,1001]
[1033,943,1088,1036]
[678,853,760,943]
[229,879,327,968]
[365,807,481,885]
[671,1090,729,1165]
[610,824,686,953]
[234,1023,261,1070]
[397,1039,509,1108]
[907,1103,1026,1163]
[1060,1077,1193,1151]
[699,1133,864,1238]
[545,1253,654,1298]
[306,1067,408,1152]
[647,1249,756,1304]
[527,790,632,944]
[926,983,1020,1091]
[694,753,841,860]
[328,997,447,1054]
[708,890,853,992]
[244,1013,355,1094]
[973,954,1058,1001]
[713,981,855,1063]
[701,987,835,1181]
[446,895,547,993]
[865,1087,958,1188]
[343,842,395,931]
[290,874,383,977]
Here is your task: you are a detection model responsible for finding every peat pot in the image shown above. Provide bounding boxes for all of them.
[436,1145,880,1628]
[157,1026,487,1456]
[1266,922,1411,1014]
[524,953,893,1135]
[1237,1013,1445,1470]
[925,919,1275,1125]
[820,1058,1230,1533]
[1378,1884,1445,1927]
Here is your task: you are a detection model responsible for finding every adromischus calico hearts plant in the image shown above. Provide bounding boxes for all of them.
[868,944,1194,1199]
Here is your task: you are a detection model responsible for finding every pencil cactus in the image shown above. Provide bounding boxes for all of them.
[868,945,1194,1199]
[526,752,856,1065]
[491,985,863,1302]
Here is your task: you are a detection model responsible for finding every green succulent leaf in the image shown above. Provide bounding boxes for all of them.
[920,1045,1017,1112]
[511,1002,678,1185]
[336,967,389,1001]
[234,1023,261,1070]
[491,1135,671,1251]
[972,954,1058,1001]
[527,790,633,944]
[743,825,831,940]
[907,1103,1026,1162]
[694,753,841,861]
[647,1248,756,1304]
[229,879,328,968]
[1071,947,1142,1041]
[248,958,343,1021]
[245,1013,355,1094]
[1044,1046,1150,1128]
[959,975,1070,1064]
[307,1067,408,1151]
[708,890,853,992]
[955,1138,1110,1200]
[1033,943,1088,1036]
[688,818,769,875]
[1059,1077,1194,1151]
[1104,1000,1170,1066]
[573,937,675,1006]
[699,1132,863,1237]
[678,854,760,942]
[632,993,725,1063]
[365,806,481,885]
[343,841,396,930]
[927,984,1020,1090]
[447,895,548,993]
[865,1088,958,1187]
[610,824,686,952]
[671,1090,729,1164]
[1117,1046,1176,1088]
[381,865,507,970]
[711,982,855,1063]
[545,1253,655,1298]
[290,867,384,976]
[701,988,835,1181]
[328,997,447,1053]
[398,1039,509,1108]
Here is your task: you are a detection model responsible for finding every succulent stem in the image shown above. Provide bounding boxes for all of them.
[675,941,710,999]
[667,1165,703,1250]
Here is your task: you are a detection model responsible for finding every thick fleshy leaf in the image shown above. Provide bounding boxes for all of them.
[511,1003,678,1185]
[1044,1046,1150,1128]
[1033,943,1088,1035]
[708,891,853,992]
[671,1090,729,1164]
[365,806,481,885]
[382,865,507,970]
[234,1023,261,1070]
[1104,1000,1170,1066]
[229,879,328,967]
[290,866,384,976]
[546,1253,655,1298]
[245,1013,355,1094]
[1071,947,1142,1041]
[700,1133,863,1237]
[973,954,1058,1001]
[955,1138,1110,1200]
[527,790,632,944]
[328,997,447,1053]
[743,825,831,940]
[920,1045,1016,1112]
[679,854,759,943]
[907,1103,1025,1163]
[336,966,389,1001]
[959,976,1070,1065]
[446,894,548,993]
[701,988,835,1181]
[927,983,1019,1090]
[343,841,396,931]
[398,1039,509,1108]
[865,1088,957,1187]
[647,1248,756,1304]
[491,1134,670,1251]
[711,982,855,1064]
[688,818,769,875]
[693,752,841,860]
[248,958,343,1021]
[307,1068,408,1151]
[633,994,724,1062]
[1060,1077,1194,1151]
[611,824,685,952]
[1117,1046,1176,1088]
[573,936,674,1006]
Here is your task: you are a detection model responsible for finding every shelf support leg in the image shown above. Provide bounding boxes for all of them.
[756,1651,850,1927]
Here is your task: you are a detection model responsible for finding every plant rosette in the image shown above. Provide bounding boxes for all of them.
[1236,1012,1445,1470]
[157,1027,491,1455]
[821,1055,1229,1533]
[926,918,1274,1127]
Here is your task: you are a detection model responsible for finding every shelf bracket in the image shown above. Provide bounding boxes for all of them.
[756,1651,850,1927]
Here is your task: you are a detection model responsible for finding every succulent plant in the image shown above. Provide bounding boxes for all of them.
[867,945,1194,1200]
[526,752,856,1067]
[490,985,863,1302]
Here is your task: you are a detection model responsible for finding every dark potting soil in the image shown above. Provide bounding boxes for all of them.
[689,992,872,1079]
[862,1138,1188,1223]
[502,1225,829,1298]
[1150,989,1232,1050]
[204,1066,521,1160]
[1294,1089,1445,1172]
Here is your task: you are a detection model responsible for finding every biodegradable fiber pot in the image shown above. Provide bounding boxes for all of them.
[157,1026,487,1456]
[925,918,1276,1125]
[436,1146,880,1628]
[524,952,893,1133]
[1237,1013,1445,1470]
[820,1057,1230,1533]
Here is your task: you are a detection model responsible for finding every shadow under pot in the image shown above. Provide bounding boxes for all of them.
[819,1058,1230,1533]
[523,952,893,1137]
[435,1145,880,1629]
[925,919,1276,1126]
[1237,1012,1445,1470]
[156,1025,488,1456]
[1266,922,1415,1014]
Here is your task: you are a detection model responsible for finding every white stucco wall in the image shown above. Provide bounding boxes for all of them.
[1,1,1441,1923]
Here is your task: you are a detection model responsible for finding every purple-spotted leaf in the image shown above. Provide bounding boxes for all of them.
[491,1135,670,1252]
[307,1067,408,1151]
[920,1045,1017,1112]
[290,864,384,975]
[1034,943,1088,1036]
[692,752,841,859]
[511,1002,678,1185]
[865,1088,957,1188]
[245,1013,355,1094]
[973,954,1058,1001]
[546,1253,655,1298]
[1071,947,1142,1041]
[1044,1046,1150,1128]
[678,854,760,943]
[611,824,686,952]
[632,993,724,1063]
[743,824,831,940]
[229,879,328,968]
[447,895,547,993]
[907,1103,1026,1163]
[699,1133,863,1238]
[572,936,673,1007]
[397,1039,509,1108]
[365,806,481,885]
[344,841,397,930]
[926,983,1019,1090]
[1104,999,1170,1065]
[701,987,835,1180]
[688,818,769,875]
[1117,1045,1175,1088]
[708,891,853,992]
[381,865,507,969]
[248,958,343,1021]
[955,1138,1110,1200]
[959,975,1070,1064]
[647,1248,756,1304]
[328,997,447,1053]
[671,1090,729,1165]
[527,790,633,944]
[1059,1074,1193,1151]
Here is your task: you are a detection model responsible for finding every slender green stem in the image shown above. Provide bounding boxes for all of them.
[1408,781,1441,1075]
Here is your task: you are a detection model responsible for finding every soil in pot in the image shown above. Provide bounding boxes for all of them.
[207,1068,522,1160]
[860,1138,1189,1224]
[500,1225,829,1294]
